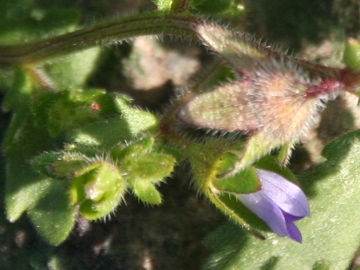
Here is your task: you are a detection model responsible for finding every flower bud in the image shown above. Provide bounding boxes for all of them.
[70,161,126,220]
[236,169,310,242]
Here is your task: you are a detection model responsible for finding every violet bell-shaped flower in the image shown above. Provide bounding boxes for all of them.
[236,169,310,243]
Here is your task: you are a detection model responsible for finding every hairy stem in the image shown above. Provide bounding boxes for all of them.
[1,10,358,92]
[0,12,199,67]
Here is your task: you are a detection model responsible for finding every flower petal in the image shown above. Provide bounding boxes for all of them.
[283,212,303,242]
[255,169,310,217]
[237,192,289,237]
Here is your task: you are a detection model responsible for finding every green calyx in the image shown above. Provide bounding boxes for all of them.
[70,161,126,220]
[115,137,177,204]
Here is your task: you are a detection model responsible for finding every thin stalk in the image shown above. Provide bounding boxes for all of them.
[0,12,199,67]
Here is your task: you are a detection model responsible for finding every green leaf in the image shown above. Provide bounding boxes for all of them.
[0,0,37,45]
[71,94,159,148]
[46,92,99,137]
[153,0,191,12]
[30,92,62,127]
[5,171,52,223]
[4,107,60,222]
[153,0,173,11]
[2,66,34,112]
[2,64,59,223]
[44,47,100,89]
[32,151,88,179]
[191,0,232,13]
[204,130,360,270]
[0,5,81,45]
[71,116,130,148]
[27,182,75,246]
[33,8,81,34]
[0,3,87,98]
[114,94,159,136]
[31,89,119,137]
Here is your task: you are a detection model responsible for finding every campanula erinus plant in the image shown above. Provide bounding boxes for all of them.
[1,0,360,269]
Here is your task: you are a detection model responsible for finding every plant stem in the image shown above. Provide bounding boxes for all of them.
[0,12,199,67]
[2,10,359,93]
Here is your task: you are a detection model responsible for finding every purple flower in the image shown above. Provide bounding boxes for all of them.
[236,169,310,243]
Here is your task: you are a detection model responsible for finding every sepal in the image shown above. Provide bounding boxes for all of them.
[125,152,176,183]
[131,180,163,205]
[213,152,261,194]
[220,132,284,177]
[115,137,177,204]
